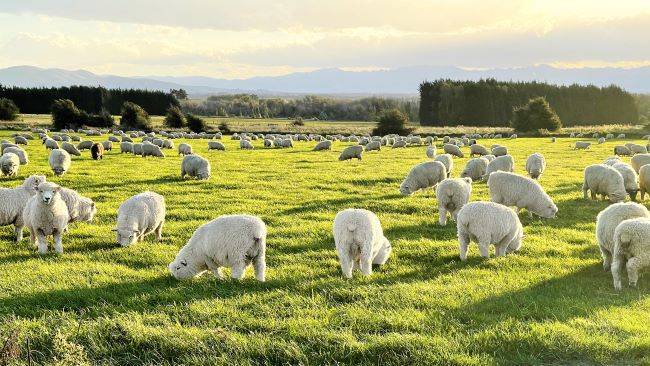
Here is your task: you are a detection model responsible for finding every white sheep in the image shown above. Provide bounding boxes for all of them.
[612,162,639,201]
[77,140,94,150]
[469,144,489,156]
[436,177,472,225]
[443,143,464,158]
[59,187,96,223]
[525,152,546,179]
[631,154,650,173]
[22,182,69,254]
[365,141,381,152]
[425,145,436,158]
[488,171,558,218]
[141,143,165,158]
[168,214,267,281]
[339,145,363,161]
[240,140,254,150]
[399,161,447,195]
[114,191,166,247]
[132,143,143,155]
[0,153,20,177]
[598,137,606,144]
[639,165,650,200]
[583,164,627,203]
[263,139,275,148]
[313,140,332,151]
[102,141,113,151]
[163,140,174,149]
[44,138,59,150]
[456,201,523,260]
[178,143,193,156]
[614,145,632,156]
[603,156,621,166]
[0,175,46,241]
[333,208,391,278]
[48,149,71,176]
[574,141,591,150]
[61,141,81,156]
[181,154,211,180]
[491,146,508,156]
[461,157,488,181]
[3,146,28,165]
[120,142,133,154]
[483,155,514,180]
[611,217,650,290]
[595,202,649,273]
[208,141,225,151]
[392,140,407,148]
[627,144,647,155]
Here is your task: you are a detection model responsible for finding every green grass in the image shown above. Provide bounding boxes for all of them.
[0,131,649,365]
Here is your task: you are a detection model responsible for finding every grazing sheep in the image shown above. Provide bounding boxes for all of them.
[425,145,436,158]
[631,153,650,173]
[639,165,650,201]
[407,136,423,145]
[109,136,120,143]
[483,155,514,180]
[14,136,28,145]
[141,143,165,158]
[583,164,626,203]
[598,137,606,144]
[91,143,104,160]
[483,154,496,162]
[208,141,225,151]
[121,136,133,143]
[102,141,113,151]
[3,147,28,165]
[240,139,254,150]
[132,143,143,155]
[491,146,508,157]
[114,192,165,247]
[595,203,649,273]
[461,157,489,181]
[469,144,489,156]
[399,161,447,196]
[278,139,293,148]
[339,145,363,161]
[162,140,174,149]
[59,187,96,223]
[178,143,193,156]
[365,140,381,152]
[614,145,632,156]
[0,153,20,177]
[550,137,556,142]
[604,156,621,166]
[627,144,648,155]
[612,162,639,201]
[168,215,267,281]
[181,154,211,180]
[333,209,391,278]
[48,149,71,176]
[392,140,407,148]
[0,175,45,241]
[152,138,164,147]
[434,154,453,178]
[313,140,332,151]
[525,153,546,179]
[611,217,650,289]
[77,140,94,151]
[1,142,17,154]
[443,143,464,158]
[436,177,472,225]
[574,141,591,150]
[44,138,59,150]
[263,139,275,148]
[488,171,558,218]
[61,142,81,156]
[617,134,626,139]
[22,182,69,254]
[456,201,523,260]
[120,142,133,154]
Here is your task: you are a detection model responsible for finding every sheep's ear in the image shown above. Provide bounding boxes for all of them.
[91,202,95,208]
[464,177,473,184]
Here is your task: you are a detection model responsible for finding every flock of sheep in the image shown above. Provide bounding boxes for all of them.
[1,127,650,290]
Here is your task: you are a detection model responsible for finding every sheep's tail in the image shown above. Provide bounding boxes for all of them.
[445,200,456,211]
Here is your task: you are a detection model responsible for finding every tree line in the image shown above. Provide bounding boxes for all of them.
[419,79,639,127]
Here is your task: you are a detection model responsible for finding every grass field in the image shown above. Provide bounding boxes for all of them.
[0,130,649,365]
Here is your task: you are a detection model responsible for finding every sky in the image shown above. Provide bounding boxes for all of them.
[0,0,649,79]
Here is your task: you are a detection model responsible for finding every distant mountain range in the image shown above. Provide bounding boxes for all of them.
[2,65,650,97]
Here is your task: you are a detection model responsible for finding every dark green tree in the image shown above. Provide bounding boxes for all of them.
[373,109,412,136]
[51,99,82,130]
[0,98,19,121]
[120,102,151,130]
[511,97,562,132]
[164,105,186,128]
[185,113,207,132]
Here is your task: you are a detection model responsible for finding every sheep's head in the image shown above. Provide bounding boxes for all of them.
[37,182,61,205]
[113,228,139,247]
[77,200,97,222]
[23,175,46,194]
[168,256,198,280]
[628,189,639,202]
[399,181,413,196]
[537,201,558,219]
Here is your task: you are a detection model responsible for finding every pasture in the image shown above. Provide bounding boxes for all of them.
[0,130,649,365]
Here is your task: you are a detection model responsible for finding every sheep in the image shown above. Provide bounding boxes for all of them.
[399,161,447,196]
[22,182,69,254]
[487,171,558,218]
[483,155,514,180]
[120,142,133,154]
[278,139,293,148]
[392,140,407,148]
[491,146,508,157]
[48,149,71,176]
[461,157,488,181]
[611,217,650,290]
[152,138,164,147]
[44,138,59,150]
[168,215,267,281]
[205,141,225,151]
[456,201,523,260]
[240,139,254,150]
[339,145,363,161]
[114,191,165,247]
[108,136,120,143]
[483,154,496,162]
[595,203,650,273]
[574,141,591,150]
[14,136,28,145]
[0,153,20,177]
[178,143,193,156]
[59,187,96,223]
[141,143,165,158]
[313,140,332,151]
[77,140,94,151]
[91,143,104,160]
[612,162,639,201]
[583,164,626,203]
[639,165,650,201]
[469,144,489,156]
[443,143,464,158]
[181,154,211,180]
[603,156,621,166]
[631,154,650,173]
[436,177,472,225]
[617,134,626,139]
[614,145,632,156]
[606,133,615,139]
[263,139,275,148]
[628,144,647,155]
[60,141,81,156]
[1,142,18,154]
[365,141,381,152]
[102,141,113,151]
[0,175,46,241]
[434,154,453,178]
[550,137,556,142]
[2,147,27,166]
[132,143,143,155]
[525,153,546,179]
[425,145,436,158]
[162,140,174,149]
[598,137,606,144]
[333,209,391,278]
[407,136,423,146]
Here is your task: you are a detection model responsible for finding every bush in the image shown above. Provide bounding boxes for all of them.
[120,102,151,130]
[0,98,19,121]
[218,121,231,134]
[164,106,186,128]
[292,117,305,127]
[373,109,412,136]
[511,97,562,132]
[185,113,207,132]
[51,99,82,130]
[85,109,115,128]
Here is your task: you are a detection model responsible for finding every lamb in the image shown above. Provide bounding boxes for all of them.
[583,164,626,203]
[22,182,69,254]
[178,143,193,156]
[434,154,453,177]
[181,154,211,180]
[612,162,639,201]
[631,153,650,173]
[141,143,165,158]
[365,141,381,152]
[102,141,113,151]
[469,144,489,156]
[208,141,225,151]
[120,142,133,154]
[425,145,436,158]
[0,153,20,177]
[332,208,391,278]
[611,217,650,289]
[487,171,557,218]
[461,157,488,181]
[456,201,524,260]
[639,165,650,200]
[483,155,514,180]
[574,141,591,150]
[114,191,165,247]
[443,143,464,158]
[614,145,632,156]
[59,187,96,223]
[44,138,59,150]
[339,145,363,161]
[77,140,94,150]
[525,152,546,179]
[61,141,81,156]
[168,215,267,281]
[0,175,46,241]
[436,177,472,225]
[313,140,332,151]
[595,202,649,273]
[91,143,104,160]
[48,149,72,176]
[491,146,508,157]
[240,139,254,150]
[399,161,447,195]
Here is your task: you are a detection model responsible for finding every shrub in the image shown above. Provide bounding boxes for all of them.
[0,98,19,121]
[218,121,231,134]
[185,113,207,132]
[85,109,115,128]
[51,99,82,130]
[292,117,305,127]
[373,109,412,136]
[120,102,151,130]
[511,97,562,132]
[164,106,186,128]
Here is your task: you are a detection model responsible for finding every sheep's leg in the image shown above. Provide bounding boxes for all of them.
[252,255,266,282]
[600,246,612,272]
[29,229,36,246]
[458,234,471,261]
[478,238,491,259]
[230,261,246,280]
[359,256,373,276]
[495,244,507,257]
[53,230,63,254]
[438,207,448,225]
[337,247,354,278]
[451,209,459,222]
[641,188,646,201]
[14,225,23,242]
[36,230,48,255]
[583,184,589,199]
[155,222,164,241]
[626,257,641,287]
[611,255,625,290]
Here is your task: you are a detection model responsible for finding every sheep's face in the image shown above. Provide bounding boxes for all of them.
[37,183,60,205]
[529,170,541,179]
[24,175,46,194]
[114,228,139,247]
[538,203,558,218]
[399,182,413,196]
[628,189,639,201]
[168,258,196,280]
[78,201,97,222]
